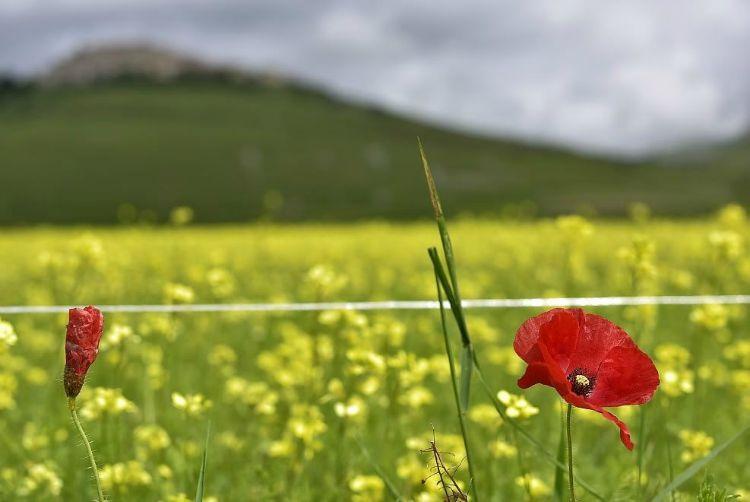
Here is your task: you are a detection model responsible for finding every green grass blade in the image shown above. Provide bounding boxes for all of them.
[459,344,472,412]
[428,250,474,408]
[651,424,750,501]
[419,140,470,346]
[431,249,480,501]
[354,435,404,501]
[421,148,476,414]
[417,138,443,221]
[429,250,471,344]
[553,403,567,502]
[194,421,211,502]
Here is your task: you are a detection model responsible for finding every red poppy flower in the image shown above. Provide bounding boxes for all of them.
[64,306,104,398]
[514,308,659,450]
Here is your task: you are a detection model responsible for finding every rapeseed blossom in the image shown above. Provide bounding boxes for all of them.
[497,390,539,419]
[171,392,212,417]
[349,475,384,501]
[468,404,503,429]
[678,429,714,463]
[0,319,17,349]
[134,424,171,454]
[655,344,695,397]
[16,463,62,498]
[163,283,195,304]
[334,396,367,421]
[79,387,138,420]
[98,461,152,491]
[100,323,139,351]
[515,474,551,497]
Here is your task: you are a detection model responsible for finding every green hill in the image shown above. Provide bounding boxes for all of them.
[0,80,748,224]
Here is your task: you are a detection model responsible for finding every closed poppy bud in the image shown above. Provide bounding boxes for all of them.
[64,306,104,398]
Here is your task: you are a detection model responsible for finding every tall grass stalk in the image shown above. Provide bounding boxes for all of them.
[431,252,479,500]
[420,140,606,501]
[428,222,606,501]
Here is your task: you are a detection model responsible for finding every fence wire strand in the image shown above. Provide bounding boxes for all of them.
[0,295,748,315]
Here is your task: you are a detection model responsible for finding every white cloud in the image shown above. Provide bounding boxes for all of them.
[1,0,748,156]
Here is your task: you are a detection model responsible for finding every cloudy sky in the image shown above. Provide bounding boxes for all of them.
[2,0,749,157]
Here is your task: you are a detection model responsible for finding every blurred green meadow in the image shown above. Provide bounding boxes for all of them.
[0,209,749,500]
[2,81,750,225]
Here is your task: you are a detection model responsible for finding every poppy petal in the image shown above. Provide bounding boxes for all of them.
[539,309,580,370]
[599,407,634,450]
[518,340,574,397]
[518,362,555,389]
[561,390,635,450]
[536,338,576,395]
[588,345,660,407]
[585,403,634,450]
[565,313,632,374]
[514,308,583,363]
[514,308,559,362]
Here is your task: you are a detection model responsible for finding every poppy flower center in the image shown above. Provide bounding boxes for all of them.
[567,369,595,396]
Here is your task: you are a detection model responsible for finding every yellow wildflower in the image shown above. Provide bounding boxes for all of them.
[134,424,171,452]
[515,474,551,497]
[79,387,138,420]
[0,319,18,349]
[16,463,62,498]
[163,283,195,304]
[678,429,714,463]
[171,392,212,417]
[98,461,152,491]
[497,390,539,419]
[468,404,503,429]
[349,475,384,502]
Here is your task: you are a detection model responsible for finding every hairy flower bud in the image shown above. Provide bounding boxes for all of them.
[64,306,104,398]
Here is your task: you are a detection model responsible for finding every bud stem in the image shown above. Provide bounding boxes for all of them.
[68,397,105,502]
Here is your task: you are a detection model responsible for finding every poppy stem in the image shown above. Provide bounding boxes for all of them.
[68,397,105,502]
[566,403,576,502]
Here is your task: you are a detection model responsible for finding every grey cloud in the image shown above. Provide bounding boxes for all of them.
[1,0,749,157]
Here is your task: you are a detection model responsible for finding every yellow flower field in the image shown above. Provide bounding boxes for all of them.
[0,208,748,500]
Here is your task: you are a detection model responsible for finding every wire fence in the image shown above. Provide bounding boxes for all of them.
[0,294,748,315]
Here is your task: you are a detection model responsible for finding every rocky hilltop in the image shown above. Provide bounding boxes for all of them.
[40,43,257,86]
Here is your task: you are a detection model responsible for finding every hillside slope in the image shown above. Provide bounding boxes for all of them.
[0,81,748,224]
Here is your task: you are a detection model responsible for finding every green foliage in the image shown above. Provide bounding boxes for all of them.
[653,425,750,501]
[1,82,749,224]
[697,475,741,502]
